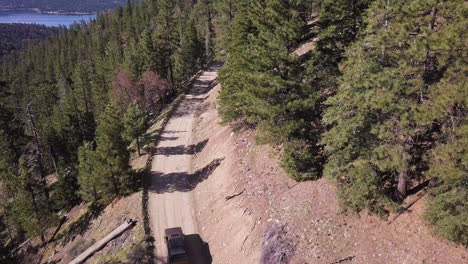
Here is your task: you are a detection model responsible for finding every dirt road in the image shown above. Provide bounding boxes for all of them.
[148,67,219,264]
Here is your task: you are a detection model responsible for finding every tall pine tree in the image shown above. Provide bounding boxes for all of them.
[322,0,467,221]
[94,103,130,201]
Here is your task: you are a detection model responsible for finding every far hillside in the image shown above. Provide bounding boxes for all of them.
[1,0,127,13]
[0,23,59,60]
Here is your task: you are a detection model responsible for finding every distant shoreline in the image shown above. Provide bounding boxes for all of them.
[0,7,96,15]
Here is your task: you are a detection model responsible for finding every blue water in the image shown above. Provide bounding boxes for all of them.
[0,11,96,27]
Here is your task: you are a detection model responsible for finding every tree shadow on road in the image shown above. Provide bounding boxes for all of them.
[154,139,209,156]
[149,158,224,194]
[171,96,210,118]
[170,78,218,118]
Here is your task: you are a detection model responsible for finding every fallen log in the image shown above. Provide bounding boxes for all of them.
[68,219,136,264]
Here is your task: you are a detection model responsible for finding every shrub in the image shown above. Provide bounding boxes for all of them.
[281,140,323,181]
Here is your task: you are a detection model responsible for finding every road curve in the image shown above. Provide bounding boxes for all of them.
[148,66,218,264]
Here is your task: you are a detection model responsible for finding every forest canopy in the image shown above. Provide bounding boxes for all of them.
[0,0,214,259]
[0,23,59,60]
[217,0,467,246]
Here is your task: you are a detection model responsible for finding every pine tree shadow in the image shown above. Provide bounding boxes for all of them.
[158,136,180,141]
[149,158,224,194]
[154,139,209,156]
[171,96,210,118]
[170,78,218,118]
[58,203,105,246]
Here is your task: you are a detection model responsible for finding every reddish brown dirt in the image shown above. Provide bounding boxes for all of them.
[190,83,468,264]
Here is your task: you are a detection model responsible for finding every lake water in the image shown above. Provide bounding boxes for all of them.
[0,11,96,27]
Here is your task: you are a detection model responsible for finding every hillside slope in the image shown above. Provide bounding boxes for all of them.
[189,82,468,263]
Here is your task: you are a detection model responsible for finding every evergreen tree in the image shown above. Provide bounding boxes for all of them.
[213,0,239,58]
[123,102,148,156]
[52,167,80,210]
[0,131,17,196]
[155,0,177,83]
[138,28,159,74]
[193,0,215,64]
[219,0,318,180]
[78,142,100,203]
[94,103,130,201]
[321,0,467,218]
[174,19,204,83]
[125,39,146,78]
[10,156,57,244]
[424,124,467,246]
[416,0,467,245]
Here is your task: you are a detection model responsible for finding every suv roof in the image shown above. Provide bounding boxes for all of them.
[165,227,183,237]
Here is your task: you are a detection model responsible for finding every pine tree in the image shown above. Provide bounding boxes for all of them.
[415,0,467,245]
[138,28,159,73]
[10,156,57,244]
[94,103,130,201]
[174,19,203,83]
[219,0,319,180]
[213,0,239,58]
[0,131,17,196]
[193,0,215,63]
[321,0,467,219]
[155,0,177,83]
[218,0,253,122]
[78,142,100,203]
[125,39,146,78]
[52,167,80,210]
[123,102,148,156]
[424,123,467,246]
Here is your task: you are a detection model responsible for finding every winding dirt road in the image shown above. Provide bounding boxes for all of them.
[148,66,219,264]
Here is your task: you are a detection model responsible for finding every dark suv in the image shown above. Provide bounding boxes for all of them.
[164,227,190,264]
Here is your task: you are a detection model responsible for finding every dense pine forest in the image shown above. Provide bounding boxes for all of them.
[0,0,466,262]
[217,0,466,246]
[0,0,213,261]
[0,23,59,60]
[1,0,127,13]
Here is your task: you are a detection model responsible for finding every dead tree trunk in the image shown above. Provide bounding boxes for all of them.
[69,220,136,264]
[397,167,408,199]
[136,136,141,156]
[26,103,50,202]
